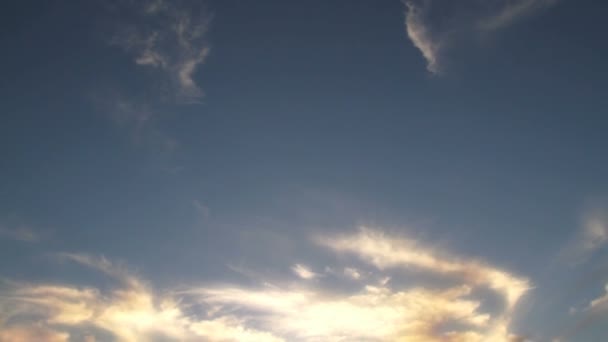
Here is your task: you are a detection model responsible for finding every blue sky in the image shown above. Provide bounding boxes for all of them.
[1,0,608,341]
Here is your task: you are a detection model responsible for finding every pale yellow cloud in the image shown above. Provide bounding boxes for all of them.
[189,284,491,341]
[0,255,282,342]
[0,227,530,341]
[317,227,530,340]
[0,325,69,342]
[318,227,530,310]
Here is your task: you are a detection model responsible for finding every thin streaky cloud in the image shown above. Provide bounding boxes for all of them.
[0,225,41,243]
[404,0,441,74]
[402,0,556,74]
[478,0,557,31]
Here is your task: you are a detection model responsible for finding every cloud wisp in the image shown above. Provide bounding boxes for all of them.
[0,227,531,341]
[111,0,211,102]
[402,0,556,74]
[560,204,608,265]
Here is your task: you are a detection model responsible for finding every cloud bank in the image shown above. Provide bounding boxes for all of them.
[0,227,530,341]
[402,0,556,73]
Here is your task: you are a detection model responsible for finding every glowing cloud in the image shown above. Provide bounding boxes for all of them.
[0,227,531,341]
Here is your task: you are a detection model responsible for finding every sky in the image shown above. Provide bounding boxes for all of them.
[1,0,608,341]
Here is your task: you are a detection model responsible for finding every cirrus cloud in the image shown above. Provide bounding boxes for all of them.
[402,0,556,74]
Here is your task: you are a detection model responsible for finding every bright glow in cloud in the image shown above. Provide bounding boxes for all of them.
[0,228,531,341]
[318,227,530,310]
[402,0,555,74]
[291,264,318,280]
[190,284,491,341]
[0,255,282,342]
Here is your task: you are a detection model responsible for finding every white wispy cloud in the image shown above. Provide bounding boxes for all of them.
[0,227,531,341]
[479,0,557,31]
[402,0,556,74]
[404,0,442,74]
[112,0,211,102]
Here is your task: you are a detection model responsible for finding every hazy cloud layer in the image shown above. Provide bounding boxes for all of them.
[0,225,40,243]
[0,227,530,341]
[402,0,556,73]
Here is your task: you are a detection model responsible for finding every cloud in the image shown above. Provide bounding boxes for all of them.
[318,227,530,311]
[0,225,40,243]
[402,0,555,74]
[0,325,69,342]
[291,264,319,280]
[0,254,282,342]
[0,227,531,341]
[193,199,211,219]
[587,283,608,311]
[580,207,608,255]
[343,267,362,280]
[560,204,608,264]
[555,283,608,341]
[404,0,442,74]
[111,0,211,102]
[478,0,557,31]
[317,227,531,340]
[190,283,491,341]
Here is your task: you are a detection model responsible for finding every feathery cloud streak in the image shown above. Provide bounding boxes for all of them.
[403,0,556,74]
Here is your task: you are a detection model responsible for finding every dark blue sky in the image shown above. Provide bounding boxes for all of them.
[1,0,607,341]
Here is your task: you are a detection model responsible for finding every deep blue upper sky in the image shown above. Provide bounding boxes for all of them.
[1,1,607,341]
